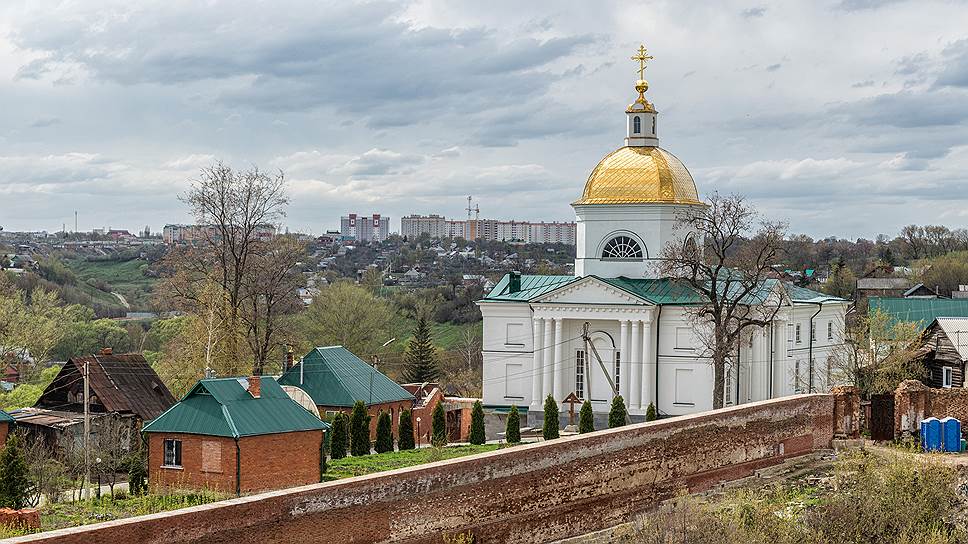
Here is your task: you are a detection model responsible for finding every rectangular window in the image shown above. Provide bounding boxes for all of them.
[576,350,586,400]
[505,323,524,346]
[505,364,523,398]
[827,322,834,341]
[163,438,182,468]
[810,322,816,342]
[674,368,693,405]
[943,366,953,388]
[201,440,221,473]
[614,351,621,392]
[795,324,802,344]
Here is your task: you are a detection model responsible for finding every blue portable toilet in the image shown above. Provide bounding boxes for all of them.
[922,417,943,452]
[941,417,961,453]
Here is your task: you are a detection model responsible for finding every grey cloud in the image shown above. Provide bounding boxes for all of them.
[830,89,968,128]
[29,117,60,128]
[741,7,767,18]
[851,80,875,88]
[936,38,968,88]
[766,63,781,72]
[837,0,906,11]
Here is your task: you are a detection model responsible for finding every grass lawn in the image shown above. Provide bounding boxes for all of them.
[388,314,482,352]
[66,258,158,309]
[325,444,500,480]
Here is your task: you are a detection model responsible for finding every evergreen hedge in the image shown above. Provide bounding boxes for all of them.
[375,410,394,453]
[398,408,415,451]
[608,395,628,429]
[578,400,594,434]
[431,402,447,447]
[330,412,348,459]
[505,405,521,444]
[349,401,371,456]
[543,395,559,440]
[0,435,30,509]
[469,400,486,445]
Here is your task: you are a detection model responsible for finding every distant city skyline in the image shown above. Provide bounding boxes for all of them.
[2,1,968,238]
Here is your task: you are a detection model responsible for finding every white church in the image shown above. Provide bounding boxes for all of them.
[478,47,848,426]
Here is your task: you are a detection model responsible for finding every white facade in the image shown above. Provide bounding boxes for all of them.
[341,213,390,242]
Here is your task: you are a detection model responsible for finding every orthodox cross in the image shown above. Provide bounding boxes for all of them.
[631,44,654,80]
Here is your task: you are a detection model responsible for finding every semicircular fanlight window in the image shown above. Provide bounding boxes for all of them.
[602,236,643,260]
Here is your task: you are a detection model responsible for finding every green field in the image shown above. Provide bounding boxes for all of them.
[325,444,500,480]
[388,314,482,352]
[65,258,158,310]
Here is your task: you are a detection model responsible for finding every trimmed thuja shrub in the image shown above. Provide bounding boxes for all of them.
[398,408,415,451]
[350,401,371,456]
[330,412,348,459]
[609,395,628,429]
[469,400,486,445]
[505,405,521,444]
[431,402,447,447]
[645,402,658,422]
[0,435,30,509]
[375,410,394,453]
[543,395,559,440]
[578,400,594,434]
[127,450,148,496]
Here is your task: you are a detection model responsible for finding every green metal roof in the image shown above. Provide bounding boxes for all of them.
[143,377,328,438]
[0,410,14,424]
[869,297,968,329]
[482,274,844,306]
[278,346,414,408]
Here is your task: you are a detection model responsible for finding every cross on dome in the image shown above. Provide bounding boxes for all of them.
[631,44,654,81]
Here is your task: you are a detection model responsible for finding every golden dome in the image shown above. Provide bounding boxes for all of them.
[573,146,702,206]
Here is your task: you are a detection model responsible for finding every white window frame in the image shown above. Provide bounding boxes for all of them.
[576,350,586,400]
[614,351,621,393]
[163,438,182,468]
[827,322,833,341]
[943,366,953,388]
[795,323,802,344]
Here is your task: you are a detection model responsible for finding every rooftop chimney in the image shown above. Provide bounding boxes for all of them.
[247,375,261,399]
[99,347,113,356]
[508,271,521,294]
[285,346,295,372]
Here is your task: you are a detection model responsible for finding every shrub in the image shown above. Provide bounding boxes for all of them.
[505,405,521,444]
[578,400,594,433]
[431,402,447,447]
[0,435,30,509]
[608,396,627,428]
[349,401,371,456]
[469,400,486,445]
[375,410,394,454]
[645,402,657,422]
[543,395,559,440]
[330,413,348,460]
[127,450,147,496]
[398,408,415,451]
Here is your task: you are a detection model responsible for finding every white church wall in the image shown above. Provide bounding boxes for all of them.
[479,302,536,408]
[654,306,714,416]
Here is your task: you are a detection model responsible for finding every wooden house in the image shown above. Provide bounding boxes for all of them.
[917,318,968,389]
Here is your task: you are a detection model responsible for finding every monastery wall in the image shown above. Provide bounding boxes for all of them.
[11,394,840,544]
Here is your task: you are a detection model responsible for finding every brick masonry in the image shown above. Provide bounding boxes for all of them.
[148,430,324,495]
[12,394,835,544]
[895,379,968,437]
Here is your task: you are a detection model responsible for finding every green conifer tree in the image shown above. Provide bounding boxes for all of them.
[0,435,30,509]
[403,315,440,383]
[127,450,147,496]
[543,395,560,440]
[645,402,658,422]
[431,402,447,447]
[350,401,372,456]
[469,400,486,445]
[375,410,394,453]
[578,400,595,434]
[398,408,415,451]
[608,395,628,429]
[330,412,348,460]
[505,405,521,444]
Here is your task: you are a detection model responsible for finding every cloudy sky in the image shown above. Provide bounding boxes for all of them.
[1,0,967,238]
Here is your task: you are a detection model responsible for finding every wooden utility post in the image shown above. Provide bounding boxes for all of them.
[83,359,90,499]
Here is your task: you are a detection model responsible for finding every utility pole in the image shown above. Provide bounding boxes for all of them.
[582,322,632,425]
[83,359,90,499]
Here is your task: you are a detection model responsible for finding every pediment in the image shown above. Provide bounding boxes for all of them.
[532,276,649,306]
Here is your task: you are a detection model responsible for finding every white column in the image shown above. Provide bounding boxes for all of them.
[619,320,630,401]
[531,318,544,410]
[542,318,554,403]
[630,320,642,410]
[750,327,764,402]
[773,318,788,397]
[640,318,653,410]
[553,319,565,401]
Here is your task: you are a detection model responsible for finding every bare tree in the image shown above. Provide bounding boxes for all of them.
[829,308,925,396]
[660,194,787,409]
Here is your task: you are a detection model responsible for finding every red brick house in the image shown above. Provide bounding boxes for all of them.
[278,346,414,440]
[142,376,329,495]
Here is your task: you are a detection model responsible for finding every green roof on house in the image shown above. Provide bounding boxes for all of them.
[482,274,844,306]
[869,297,968,329]
[142,376,328,438]
[277,346,414,408]
[0,410,13,424]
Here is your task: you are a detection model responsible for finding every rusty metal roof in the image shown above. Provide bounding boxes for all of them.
[35,352,176,421]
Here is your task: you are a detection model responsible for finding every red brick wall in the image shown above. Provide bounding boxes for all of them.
[0,422,9,449]
[148,430,323,495]
[895,379,968,437]
[318,401,412,441]
[19,395,834,544]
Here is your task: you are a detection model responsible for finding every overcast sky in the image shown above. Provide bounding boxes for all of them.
[1,0,967,239]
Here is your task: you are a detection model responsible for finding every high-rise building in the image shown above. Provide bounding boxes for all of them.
[341,213,390,242]
[400,215,576,244]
